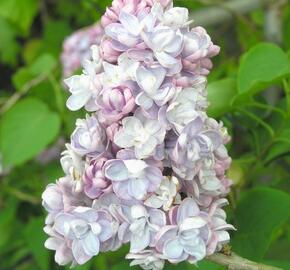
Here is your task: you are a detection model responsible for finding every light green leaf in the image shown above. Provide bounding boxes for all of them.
[12,54,56,91]
[207,78,237,117]
[23,217,49,270]
[0,98,61,168]
[12,68,35,91]
[29,54,57,77]
[0,0,38,34]
[0,17,20,65]
[237,43,290,95]
[232,187,290,261]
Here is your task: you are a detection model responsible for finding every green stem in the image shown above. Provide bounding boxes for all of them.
[238,108,275,138]
[246,101,287,118]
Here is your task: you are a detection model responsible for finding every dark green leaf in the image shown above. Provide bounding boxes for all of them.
[232,187,290,260]
[23,217,49,270]
[0,98,61,167]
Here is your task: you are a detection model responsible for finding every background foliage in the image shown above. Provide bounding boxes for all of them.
[0,0,290,269]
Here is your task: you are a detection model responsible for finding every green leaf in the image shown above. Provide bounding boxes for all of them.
[29,54,57,77]
[23,217,49,270]
[0,98,61,168]
[12,54,56,91]
[232,187,290,261]
[12,68,35,91]
[237,43,290,96]
[42,20,71,56]
[0,17,20,65]
[0,0,38,34]
[207,78,237,117]
[0,199,18,250]
[266,125,290,162]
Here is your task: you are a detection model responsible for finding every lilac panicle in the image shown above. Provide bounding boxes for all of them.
[45,1,234,268]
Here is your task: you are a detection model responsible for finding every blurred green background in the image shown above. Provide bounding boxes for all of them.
[0,0,290,269]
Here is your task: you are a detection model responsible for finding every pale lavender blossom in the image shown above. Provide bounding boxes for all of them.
[182,27,220,75]
[205,198,235,255]
[42,176,92,225]
[50,207,116,265]
[144,176,181,211]
[169,116,222,180]
[126,249,165,270]
[61,24,104,77]
[114,110,166,159]
[166,80,208,133]
[101,0,172,27]
[155,198,209,263]
[71,114,108,157]
[144,25,184,75]
[64,45,102,111]
[60,143,85,180]
[105,159,163,200]
[83,157,112,199]
[44,224,74,266]
[100,37,122,64]
[135,65,178,111]
[97,84,136,125]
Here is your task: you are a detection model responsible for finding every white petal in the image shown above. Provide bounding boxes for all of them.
[128,178,148,200]
[180,217,207,231]
[81,231,100,256]
[130,227,151,252]
[155,51,179,68]
[163,239,183,259]
[105,160,129,181]
[119,11,141,36]
[72,240,91,265]
[183,238,206,260]
[135,92,153,110]
[114,130,135,148]
[66,91,91,111]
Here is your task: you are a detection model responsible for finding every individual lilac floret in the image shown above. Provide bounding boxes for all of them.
[44,224,73,266]
[166,80,208,133]
[169,116,222,180]
[104,159,163,200]
[71,114,108,157]
[61,24,104,77]
[128,205,166,252]
[155,198,209,264]
[101,0,172,27]
[144,176,181,211]
[60,143,85,181]
[64,45,102,111]
[182,26,220,75]
[144,25,184,75]
[114,110,166,159]
[205,198,235,255]
[83,157,112,199]
[135,65,178,111]
[42,176,91,224]
[126,249,165,270]
[97,84,136,125]
[51,207,116,265]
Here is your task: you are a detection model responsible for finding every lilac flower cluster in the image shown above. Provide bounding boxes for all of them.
[44,1,234,268]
